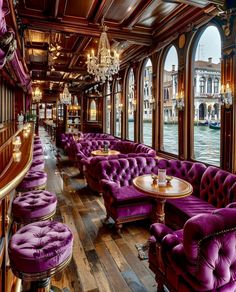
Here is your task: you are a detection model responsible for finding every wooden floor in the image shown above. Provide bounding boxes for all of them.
[39,128,157,292]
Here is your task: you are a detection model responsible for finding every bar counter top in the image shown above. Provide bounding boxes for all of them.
[0,122,33,199]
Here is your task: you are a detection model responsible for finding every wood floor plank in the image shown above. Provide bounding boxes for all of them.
[60,206,98,292]
[104,241,148,291]
[95,242,131,291]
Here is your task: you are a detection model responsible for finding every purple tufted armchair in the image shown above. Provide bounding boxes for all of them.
[148,207,236,291]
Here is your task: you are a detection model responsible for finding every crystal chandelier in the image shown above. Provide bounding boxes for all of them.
[86,25,119,83]
[60,83,71,104]
[32,87,42,103]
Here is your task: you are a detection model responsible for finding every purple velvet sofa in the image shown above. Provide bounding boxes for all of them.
[99,157,205,232]
[76,140,156,174]
[149,206,236,291]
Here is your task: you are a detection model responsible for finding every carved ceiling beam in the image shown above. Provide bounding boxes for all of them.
[69,37,92,68]
[32,75,91,83]
[19,13,152,45]
[122,0,155,28]
[91,0,115,23]
[53,0,60,18]
[162,0,224,8]
[28,63,87,73]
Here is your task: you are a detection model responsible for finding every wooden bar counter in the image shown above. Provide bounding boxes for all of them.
[0,122,34,292]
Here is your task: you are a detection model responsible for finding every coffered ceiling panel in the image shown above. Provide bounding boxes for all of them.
[14,0,222,97]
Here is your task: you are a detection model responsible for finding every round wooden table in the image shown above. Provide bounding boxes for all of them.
[133,174,193,223]
[91,149,120,156]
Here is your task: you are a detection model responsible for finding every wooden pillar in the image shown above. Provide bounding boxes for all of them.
[220,13,236,172]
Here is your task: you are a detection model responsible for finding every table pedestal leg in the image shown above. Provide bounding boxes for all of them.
[153,198,166,223]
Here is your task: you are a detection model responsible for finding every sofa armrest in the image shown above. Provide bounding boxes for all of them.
[76,152,87,161]
[226,202,236,208]
[100,179,120,194]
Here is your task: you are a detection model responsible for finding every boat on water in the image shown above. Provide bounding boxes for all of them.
[209,122,221,130]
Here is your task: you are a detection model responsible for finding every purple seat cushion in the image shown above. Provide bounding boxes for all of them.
[33,152,44,161]
[12,190,57,220]
[9,221,73,274]
[30,159,45,171]
[17,171,47,191]
[34,144,43,151]
[33,148,43,155]
[165,195,216,229]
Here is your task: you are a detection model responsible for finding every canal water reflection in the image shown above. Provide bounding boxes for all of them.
[128,122,220,166]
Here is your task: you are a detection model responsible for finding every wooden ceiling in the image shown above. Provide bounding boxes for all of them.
[14,0,224,99]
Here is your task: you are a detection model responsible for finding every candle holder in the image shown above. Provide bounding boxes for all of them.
[13,150,22,162]
[12,136,22,152]
[175,91,184,110]
[221,83,233,109]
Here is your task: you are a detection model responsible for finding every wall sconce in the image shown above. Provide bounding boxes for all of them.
[132,99,137,111]
[13,151,22,162]
[12,136,22,152]
[221,83,233,108]
[176,90,185,110]
[118,103,123,112]
[12,136,22,162]
[150,97,156,110]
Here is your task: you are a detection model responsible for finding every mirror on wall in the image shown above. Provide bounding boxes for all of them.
[87,98,97,121]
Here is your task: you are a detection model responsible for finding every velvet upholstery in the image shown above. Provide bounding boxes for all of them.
[99,157,205,231]
[16,171,47,191]
[12,190,57,221]
[75,140,156,174]
[9,221,73,274]
[30,159,45,171]
[149,208,236,291]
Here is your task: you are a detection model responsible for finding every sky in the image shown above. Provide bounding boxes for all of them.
[163,25,221,71]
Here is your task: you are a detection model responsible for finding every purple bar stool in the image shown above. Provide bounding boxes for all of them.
[16,171,47,193]
[33,152,44,161]
[12,190,57,224]
[30,159,45,171]
[9,221,73,292]
[33,148,44,155]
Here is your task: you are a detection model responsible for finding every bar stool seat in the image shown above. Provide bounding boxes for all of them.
[34,144,43,151]
[9,221,73,291]
[33,152,44,161]
[34,140,42,146]
[12,190,57,223]
[33,148,44,155]
[16,171,47,192]
[30,159,45,171]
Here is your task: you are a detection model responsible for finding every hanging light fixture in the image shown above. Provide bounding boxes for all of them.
[86,23,120,83]
[32,87,42,103]
[60,83,72,104]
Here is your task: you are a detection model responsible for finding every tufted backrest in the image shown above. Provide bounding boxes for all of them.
[76,140,118,157]
[114,141,156,156]
[200,166,236,208]
[182,208,236,291]
[82,132,115,139]
[152,159,207,197]
[99,157,206,192]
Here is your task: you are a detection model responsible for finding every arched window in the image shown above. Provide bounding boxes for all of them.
[105,82,112,134]
[214,78,219,93]
[88,99,97,121]
[199,77,205,93]
[207,78,212,93]
[114,80,122,137]
[142,58,153,146]
[193,25,221,166]
[162,46,178,155]
[127,68,135,141]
